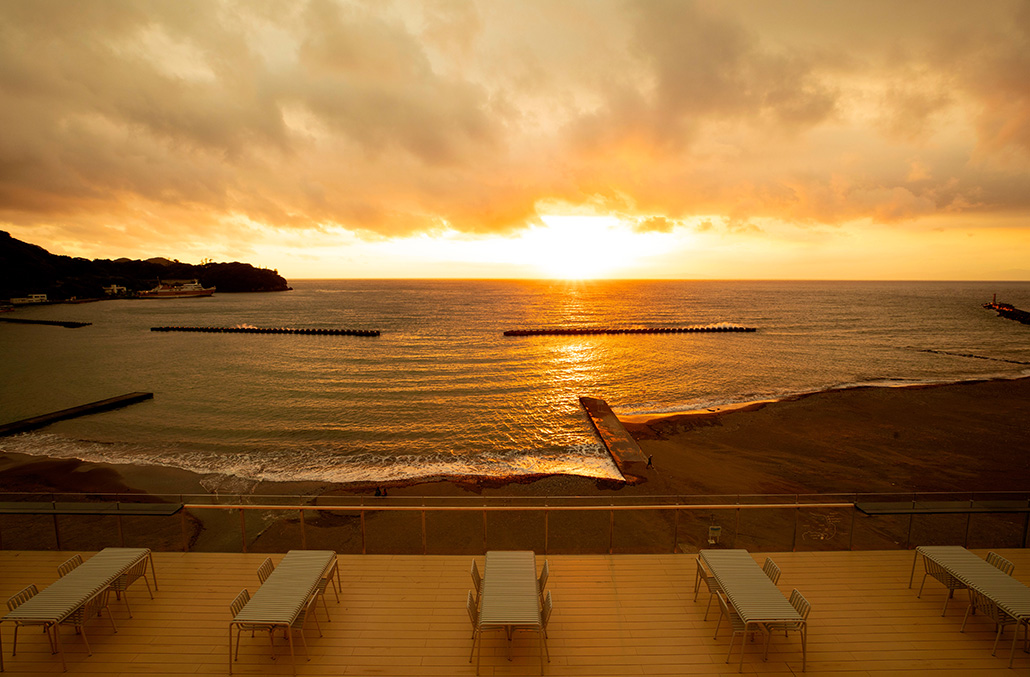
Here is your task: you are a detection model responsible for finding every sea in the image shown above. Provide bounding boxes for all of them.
[2,280,1028,491]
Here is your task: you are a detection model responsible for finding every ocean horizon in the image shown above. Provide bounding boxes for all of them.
[2,279,1029,491]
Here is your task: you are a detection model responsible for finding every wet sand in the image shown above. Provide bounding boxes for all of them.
[2,377,1029,550]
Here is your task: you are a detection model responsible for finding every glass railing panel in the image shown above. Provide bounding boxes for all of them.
[794,495,857,552]
[184,507,244,552]
[966,513,1027,550]
[426,505,483,555]
[55,515,123,551]
[484,509,546,553]
[363,506,423,555]
[731,496,798,552]
[543,498,611,554]
[611,508,676,554]
[0,513,58,550]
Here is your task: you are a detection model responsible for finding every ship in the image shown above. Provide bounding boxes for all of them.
[139,279,215,298]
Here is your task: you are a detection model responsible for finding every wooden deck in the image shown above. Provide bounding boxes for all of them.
[2,548,1030,676]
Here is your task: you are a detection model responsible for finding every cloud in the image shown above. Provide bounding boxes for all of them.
[0,0,1027,269]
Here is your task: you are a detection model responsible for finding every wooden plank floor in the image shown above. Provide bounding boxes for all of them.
[2,549,1030,676]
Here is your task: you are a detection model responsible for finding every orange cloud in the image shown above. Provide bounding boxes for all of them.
[0,0,1027,276]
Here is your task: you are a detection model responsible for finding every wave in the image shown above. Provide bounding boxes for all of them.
[0,433,623,487]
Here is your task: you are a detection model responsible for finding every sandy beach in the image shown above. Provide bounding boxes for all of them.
[2,377,1029,551]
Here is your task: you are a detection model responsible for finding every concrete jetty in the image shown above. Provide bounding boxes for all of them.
[0,317,91,328]
[579,397,649,482]
[0,392,154,437]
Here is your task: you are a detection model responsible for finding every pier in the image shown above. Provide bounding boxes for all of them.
[579,396,649,482]
[0,317,91,328]
[0,392,154,437]
[151,326,380,336]
[505,324,755,336]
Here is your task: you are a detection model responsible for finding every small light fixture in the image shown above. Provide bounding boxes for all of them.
[708,524,722,545]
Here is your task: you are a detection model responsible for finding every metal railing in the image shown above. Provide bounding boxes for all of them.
[1,491,1028,555]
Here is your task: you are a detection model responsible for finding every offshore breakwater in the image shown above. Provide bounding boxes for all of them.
[503,323,756,336]
[151,326,380,336]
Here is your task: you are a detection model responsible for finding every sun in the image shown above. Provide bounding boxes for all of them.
[523,215,643,279]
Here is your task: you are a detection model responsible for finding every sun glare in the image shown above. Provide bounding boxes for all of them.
[524,215,643,279]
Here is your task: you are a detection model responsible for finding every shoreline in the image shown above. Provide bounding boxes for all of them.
[2,375,1029,500]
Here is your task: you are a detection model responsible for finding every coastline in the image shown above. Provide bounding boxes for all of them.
[3,375,1029,500]
[4,376,1029,552]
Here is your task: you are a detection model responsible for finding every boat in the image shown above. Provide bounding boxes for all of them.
[139,279,215,299]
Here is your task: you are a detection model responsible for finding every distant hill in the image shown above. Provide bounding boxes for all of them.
[0,231,291,301]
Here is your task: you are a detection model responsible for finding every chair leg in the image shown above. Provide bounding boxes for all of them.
[123,590,133,619]
[12,625,19,656]
[80,625,92,657]
[960,604,973,632]
[941,590,951,616]
[320,592,331,622]
[703,593,715,621]
[917,573,928,598]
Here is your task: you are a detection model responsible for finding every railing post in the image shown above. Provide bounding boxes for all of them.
[544,504,549,555]
[483,508,488,553]
[53,512,61,550]
[421,501,427,555]
[239,508,247,553]
[300,509,307,550]
[905,494,915,549]
[360,510,366,555]
[848,497,857,551]
[117,513,125,547]
[609,509,615,555]
[791,496,799,552]
[733,497,741,548]
[181,509,189,552]
[672,508,680,553]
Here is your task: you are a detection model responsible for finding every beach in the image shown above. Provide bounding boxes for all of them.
[3,377,1028,539]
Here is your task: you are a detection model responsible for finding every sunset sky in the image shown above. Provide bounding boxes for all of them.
[2,0,1029,279]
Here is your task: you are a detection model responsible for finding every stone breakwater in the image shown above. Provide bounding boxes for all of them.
[150,326,380,336]
[503,324,756,336]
